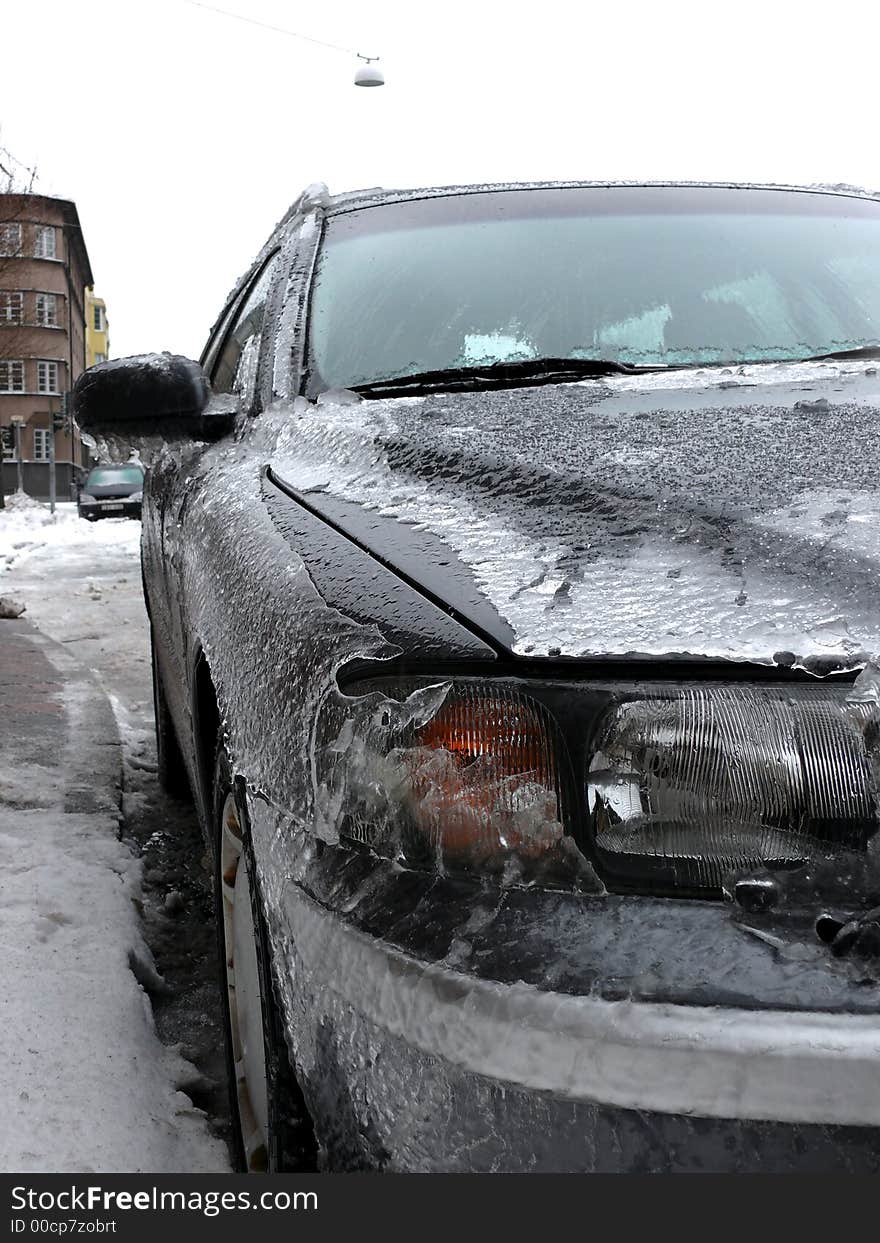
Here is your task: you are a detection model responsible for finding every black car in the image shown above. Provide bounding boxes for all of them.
[74,181,880,1173]
[77,463,145,520]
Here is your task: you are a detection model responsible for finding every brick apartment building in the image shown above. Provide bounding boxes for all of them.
[0,193,96,500]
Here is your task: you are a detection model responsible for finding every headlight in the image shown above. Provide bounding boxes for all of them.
[587,686,877,894]
[318,678,589,887]
[128,491,143,502]
[322,677,878,896]
[79,493,95,503]
[402,685,563,862]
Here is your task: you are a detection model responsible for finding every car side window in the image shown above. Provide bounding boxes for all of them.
[210,252,280,401]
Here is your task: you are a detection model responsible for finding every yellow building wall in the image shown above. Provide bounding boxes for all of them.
[85,287,110,367]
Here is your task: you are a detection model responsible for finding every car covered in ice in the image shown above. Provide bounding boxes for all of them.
[74,181,880,1173]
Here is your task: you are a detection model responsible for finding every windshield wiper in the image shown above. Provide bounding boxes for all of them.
[351,356,680,397]
[803,343,880,363]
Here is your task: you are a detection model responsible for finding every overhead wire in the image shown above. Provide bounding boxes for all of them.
[181,0,378,61]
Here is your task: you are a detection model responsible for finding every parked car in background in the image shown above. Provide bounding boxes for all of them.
[74,181,880,1173]
[77,463,145,521]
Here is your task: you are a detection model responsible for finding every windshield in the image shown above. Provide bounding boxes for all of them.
[85,466,144,488]
[307,186,880,393]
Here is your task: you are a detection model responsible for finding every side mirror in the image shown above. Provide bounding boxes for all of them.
[72,353,234,438]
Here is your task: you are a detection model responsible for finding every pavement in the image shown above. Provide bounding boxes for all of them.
[0,613,231,1172]
[0,615,122,820]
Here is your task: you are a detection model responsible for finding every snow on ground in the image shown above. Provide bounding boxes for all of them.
[1,491,140,575]
[0,494,230,1172]
[1,496,152,773]
[1,802,226,1172]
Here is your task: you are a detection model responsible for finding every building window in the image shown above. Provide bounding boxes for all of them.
[93,304,103,332]
[94,352,106,364]
[35,293,58,326]
[0,291,23,323]
[2,430,15,461]
[0,361,24,392]
[34,225,56,259]
[0,223,22,256]
[37,360,59,393]
[33,428,51,461]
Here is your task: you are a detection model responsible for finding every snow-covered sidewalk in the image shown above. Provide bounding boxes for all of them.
[0,495,229,1172]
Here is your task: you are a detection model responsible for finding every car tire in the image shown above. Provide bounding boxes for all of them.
[213,740,317,1173]
[150,629,191,800]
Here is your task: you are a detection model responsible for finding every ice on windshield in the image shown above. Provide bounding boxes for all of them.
[461,331,536,365]
[307,188,880,390]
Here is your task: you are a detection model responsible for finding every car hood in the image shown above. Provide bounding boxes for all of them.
[83,482,142,498]
[267,358,880,672]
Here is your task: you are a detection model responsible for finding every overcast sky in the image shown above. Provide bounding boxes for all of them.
[2,0,878,359]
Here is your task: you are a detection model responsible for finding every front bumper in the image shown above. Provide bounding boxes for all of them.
[78,499,142,520]
[246,789,880,1172]
[278,881,880,1172]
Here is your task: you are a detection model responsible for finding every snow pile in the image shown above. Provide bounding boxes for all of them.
[3,489,45,511]
[0,795,227,1172]
[0,500,140,575]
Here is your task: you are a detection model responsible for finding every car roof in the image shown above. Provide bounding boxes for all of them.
[318,179,880,217]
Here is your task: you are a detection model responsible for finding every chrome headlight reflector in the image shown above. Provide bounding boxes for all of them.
[587,686,877,893]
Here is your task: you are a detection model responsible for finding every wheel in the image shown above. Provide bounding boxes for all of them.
[150,628,191,799]
[213,741,316,1172]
